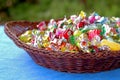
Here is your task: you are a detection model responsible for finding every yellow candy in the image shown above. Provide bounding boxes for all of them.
[42,36,49,41]
[73,30,81,37]
[100,39,120,51]
[61,47,66,52]
[76,42,80,48]
[43,42,50,47]
[79,11,86,19]
[19,30,32,43]
[67,19,72,24]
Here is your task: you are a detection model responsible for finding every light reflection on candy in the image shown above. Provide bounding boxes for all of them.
[19,11,120,53]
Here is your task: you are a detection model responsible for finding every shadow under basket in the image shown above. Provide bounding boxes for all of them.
[4,21,120,73]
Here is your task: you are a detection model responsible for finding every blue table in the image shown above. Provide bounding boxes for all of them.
[0,26,120,80]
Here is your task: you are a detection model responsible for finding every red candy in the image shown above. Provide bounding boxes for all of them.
[88,29,101,40]
[63,29,73,39]
[77,22,85,28]
[93,46,99,52]
[110,27,117,34]
[81,41,87,46]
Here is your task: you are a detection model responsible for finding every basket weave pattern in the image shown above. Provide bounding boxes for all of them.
[4,21,120,73]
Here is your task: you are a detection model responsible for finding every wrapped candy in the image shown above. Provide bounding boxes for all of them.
[97,17,108,24]
[100,39,120,51]
[116,27,120,34]
[73,16,81,24]
[91,35,101,46]
[67,19,73,24]
[117,22,120,27]
[79,11,86,19]
[57,17,67,28]
[89,16,96,24]
[70,15,77,21]
[63,29,73,40]
[55,28,64,38]
[99,45,110,51]
[77,21,85,28]
[88,29,101,40]
[59,42,67,52]
[19,30,32,43]
[19,11,120,53]
[37,21,47,31]
[69,35,76,45]
[73,30,81,37]
[89,12,100,24]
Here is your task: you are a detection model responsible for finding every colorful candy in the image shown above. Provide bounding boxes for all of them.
[19,11,120,53]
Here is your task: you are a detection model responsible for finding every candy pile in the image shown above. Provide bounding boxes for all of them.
[19,11,120,53]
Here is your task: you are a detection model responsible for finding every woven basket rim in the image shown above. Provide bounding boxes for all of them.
[4,21,120,59]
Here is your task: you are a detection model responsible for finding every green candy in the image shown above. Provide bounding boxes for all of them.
[100,26,106,35]
[79,27,89,33]
[19,30,32,43]
[81,29,89,33]
[73,30,81,37]
[53,24,57,28]
[69,35,76,45]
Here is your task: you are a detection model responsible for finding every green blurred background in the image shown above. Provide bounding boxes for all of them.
[0,0,120,24]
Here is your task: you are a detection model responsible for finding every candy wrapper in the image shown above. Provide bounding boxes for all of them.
[19,11,120,53]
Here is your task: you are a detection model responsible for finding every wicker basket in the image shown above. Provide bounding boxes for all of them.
[4,21,120,73]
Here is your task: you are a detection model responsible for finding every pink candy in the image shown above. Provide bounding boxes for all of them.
[88,29,101,40]
[89,16,96,24]
[70,15,77,21]
[37,21,46,30]
[117,22,120,27]
[55,28,64,38]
